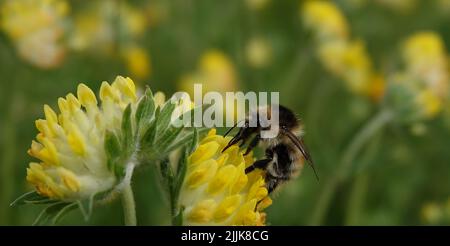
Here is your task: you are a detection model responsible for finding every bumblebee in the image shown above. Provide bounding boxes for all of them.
[223,104,317,193]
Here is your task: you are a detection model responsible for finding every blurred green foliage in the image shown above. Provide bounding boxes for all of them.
[0,0,450,225]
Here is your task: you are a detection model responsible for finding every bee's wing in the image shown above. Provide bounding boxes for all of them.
[283,129,319,181]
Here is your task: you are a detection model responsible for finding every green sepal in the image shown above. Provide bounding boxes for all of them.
[165,127,207,153]
[32,202,72,226]
[135,88,155,132]
[104,130,121,172]
[121,104,134,153]
[156,126,184,154]
[172,206,184,226]
[188,128,199,154]
[156,101,176,135]
[173,148,188,203]
[10,191,57,207]
[77,194,94,221]
[51,203,78,225]
[141,119,157,148]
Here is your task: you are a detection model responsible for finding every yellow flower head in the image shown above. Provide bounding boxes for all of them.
[318,39,377,98]
[402,32,449,98]
[69,1,147,53]
[179,129,272,226]
[245,37,272,68]
[0,0,69,68]
[301,0,349,41]
[122,45,151,80]
[179,50,237,95]
[387,32,449,120]
[27,76,138,201]
[246,0,270,10]
[421,202,443,224]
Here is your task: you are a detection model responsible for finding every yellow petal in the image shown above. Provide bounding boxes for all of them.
[113,76,137,101]
[66,123,86,156]
[66,93,81,111]
[232,199,257,225]
[213,195,241,222]
[77,83,98,107]
[100,81,120,102]
[58,168,80,192]
[185,159,218,189]
[153,91,166,107]
[189,141,220,165]
[186,199,216,224]
[207,165,237,195]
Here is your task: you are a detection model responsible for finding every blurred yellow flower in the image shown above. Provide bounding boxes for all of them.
[318,39,382,100]
[69,1,151,82]
[69,1,113,53]
[0,0,69,68]
[179,129,271,225]
[301,0,349,41]
[246,0,270,10]
[178,50,238,122]
[302,0,383,101]
[402,32,449,99]
[387,32,449,120]
[245,37,272,68]
[421,202,444,224]
[145,1,170,27]
[69,1,147,53]
[122,45,151,80]
[27,76,138,201]
[179,50,237,95]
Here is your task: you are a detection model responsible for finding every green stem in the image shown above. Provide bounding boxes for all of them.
[344,173,368,225]
[309,109,394,225]
[0,92,18,224]
[344,132,383,225]
[121,183,137,226]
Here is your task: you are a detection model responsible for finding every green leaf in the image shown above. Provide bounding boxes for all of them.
[135,88,155,131]
[77,195,94,221]
[32,202,69,226]
[141,119,157,147]
[11,191,59,207]
[121,104,134,150]
[156,126,184,154]
[104,130,121,172]
[172,206,184,226]
[188,128,199,154]
[173,148,188,204]
[51,203,78,225]
[156,101,176,135]
[165,127,208,153]
[171,104,207,128]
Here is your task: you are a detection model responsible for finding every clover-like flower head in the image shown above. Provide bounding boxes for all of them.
[387,32,449,121]
[0,0,69,68]
[27,76,138,201]
[301,0,349,41]
[179,129,272,225]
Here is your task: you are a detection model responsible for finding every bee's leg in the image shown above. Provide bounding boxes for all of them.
[267,185,277,194]
[244,134,261,156]
[245,158,272,174]
[267,179,279,194]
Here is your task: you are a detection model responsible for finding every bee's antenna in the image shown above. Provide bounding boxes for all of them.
[224,123,238,137]
[224,119,246,137]
[282,128,319,181]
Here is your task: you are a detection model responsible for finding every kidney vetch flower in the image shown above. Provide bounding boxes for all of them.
[178,129,272,225]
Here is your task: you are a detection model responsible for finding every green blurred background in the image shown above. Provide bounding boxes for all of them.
[1,0,450,225]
